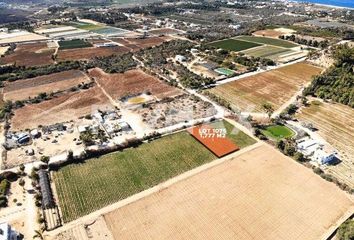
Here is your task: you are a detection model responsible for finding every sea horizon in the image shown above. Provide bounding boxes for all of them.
[292,0,354,9]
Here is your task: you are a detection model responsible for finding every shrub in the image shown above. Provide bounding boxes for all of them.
[337,219,354,240]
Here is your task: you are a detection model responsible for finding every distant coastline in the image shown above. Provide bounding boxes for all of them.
[291,0,354,9]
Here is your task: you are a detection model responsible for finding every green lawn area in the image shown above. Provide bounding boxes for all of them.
[58,39,93,50]
[53,120,255,222]
[261,125,295,140]
[215,68,235,76]
[236,36,298,48]
[208,39,261,52]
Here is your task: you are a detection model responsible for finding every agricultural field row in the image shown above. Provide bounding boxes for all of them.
[207,62,322,113]
[53,121,256,222]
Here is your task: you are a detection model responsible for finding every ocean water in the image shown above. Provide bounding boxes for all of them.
[293,0,354,8]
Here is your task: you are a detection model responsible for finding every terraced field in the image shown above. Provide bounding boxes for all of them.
[235,36,298,48]
[53,121,255,222]
[207,62,322,113]
[297,101,354,188]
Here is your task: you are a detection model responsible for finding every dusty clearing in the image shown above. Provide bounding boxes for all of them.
[0,42,55,67]
[11,86,111,130]
[208,62,322,112]
[136,95,216,129]
[252,29,284,38]
[3,70,91,101]
[297,101,354,188]
[104,144,353,240]
[89,68,183,100]
[57,46,130,61]
[0,46,9,56]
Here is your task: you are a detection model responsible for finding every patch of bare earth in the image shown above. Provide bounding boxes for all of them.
[3,70,91,101]
[104,144,353,240]
[0,42,55,67]
[11,86,111,131]
[88,68,183,100]
[110,37,170,51]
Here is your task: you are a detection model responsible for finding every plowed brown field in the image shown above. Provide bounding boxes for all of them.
[208,62,322,112]
[11,86,110,130]
[4,70,90,101]
[0,42,55,67]
[88,68,183,100]
[104,144,354,240]
[110,37,169,51]
[57,46,130,61]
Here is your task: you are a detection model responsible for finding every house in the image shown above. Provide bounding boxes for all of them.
[0,222,20,240]
[313,145,338,165]
[296,137,339,165]
[175,55,186,62]
[30,129,41,138]
[17,133,30,144]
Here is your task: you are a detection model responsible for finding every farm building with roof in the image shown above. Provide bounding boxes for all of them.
[38,170,55,209]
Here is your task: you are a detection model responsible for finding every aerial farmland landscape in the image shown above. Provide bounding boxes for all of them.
[0,0,353,240]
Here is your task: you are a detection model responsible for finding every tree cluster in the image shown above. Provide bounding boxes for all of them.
[304,44,354,107]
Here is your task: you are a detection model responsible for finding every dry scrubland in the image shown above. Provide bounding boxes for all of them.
[0,42,55,67]
[297,101,354,188]
[11,86,110,130]
[57,46,130,61]
[110,36,170,51]
[3,70,90,101]
[149,28,183,35]
[89,68,183,100]
[208,62,322,112]
[104,144,353,240]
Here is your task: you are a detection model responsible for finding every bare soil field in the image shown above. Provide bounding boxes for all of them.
[110,37,169,51]
[88,68,183,100]
[57,46,130,61]
[3,70,91,101]
[11,86,110,130]
[0,42,55,67]
[208,62,322,112]
[104,144,354,240]
[297,100,354,188]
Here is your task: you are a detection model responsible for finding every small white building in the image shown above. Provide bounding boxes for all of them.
[296,137,339,165]
[175,55,186,62]
[0,222,20,240]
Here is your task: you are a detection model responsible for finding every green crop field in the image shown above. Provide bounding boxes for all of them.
[53,120,255,222]
[58,39,93,50]
[236,36,298,48]
[261,125,295,140]
[208,39,261,52]
[242,45,291,58]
